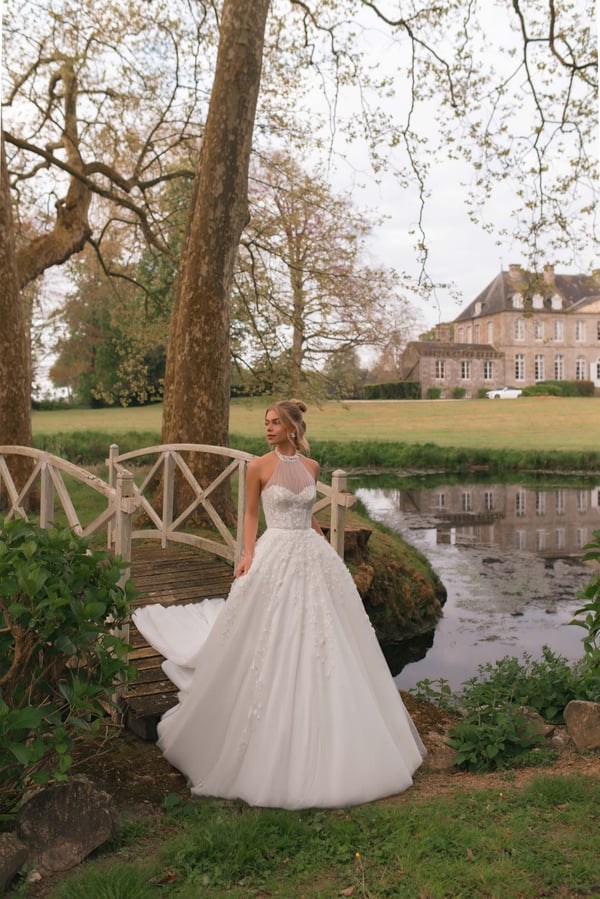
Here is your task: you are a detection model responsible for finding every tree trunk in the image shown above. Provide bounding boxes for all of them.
[0,135,33,497]
[162,0,270,518]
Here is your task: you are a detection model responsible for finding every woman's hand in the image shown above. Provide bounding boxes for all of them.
[235,554,253,577]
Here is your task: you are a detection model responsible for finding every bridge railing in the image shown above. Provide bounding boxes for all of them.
[0,445,137,583]
[0,444,355,567]
[107,443,356,561]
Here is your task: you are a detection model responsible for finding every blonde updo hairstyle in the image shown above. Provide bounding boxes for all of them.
[267,399,310,453]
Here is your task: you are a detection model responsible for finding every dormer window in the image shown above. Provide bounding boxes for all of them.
[512,293,524,309]
[532,294,544,309]
[474,301,482,316]
[550,294,563,310]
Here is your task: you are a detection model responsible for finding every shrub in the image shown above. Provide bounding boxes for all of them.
[414,647,597,771]
[570,529,600,694]
[363,381,421,400]
[0,519,136,814]
[522,380,595,398]
[426,387,442,400]
[452,387,466,399]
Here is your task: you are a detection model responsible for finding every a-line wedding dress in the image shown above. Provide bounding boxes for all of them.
[132,449,426,810]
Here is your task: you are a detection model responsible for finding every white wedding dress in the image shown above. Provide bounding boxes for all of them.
[132,451,426,809]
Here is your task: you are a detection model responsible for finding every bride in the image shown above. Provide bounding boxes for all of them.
[133,399,426,809]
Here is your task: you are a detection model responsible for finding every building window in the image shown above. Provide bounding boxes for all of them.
[577,490,587,512]
[435,492,446,510]
[555,490,565,515]
[554,320,564,341]
[576,357,586,380]
[483,360,493,380]
[474,324,480,343]
[466,325,472,343]
[484,491,494,511]
[551,295,563,310]
[515,530,525,550]
[515,354,525,381]
[576,320,586,341]
[534,320,543,340]
[461,492,472,512]
[597,360,600,380]
[516,490,526,517]
[535,492,546,516]
[554,354,564,380]
[576,528,588,551]
[534,354,545,381]
[461,359,471,379]
[555,528,566,551]
[514,318,525,340]
[532,294,544,309]
[487,322,494,344]
[512,293,524,309]
[536,529,546,552]
[435,359,446,379]
[457,327,464,342]
[597,321,600,340]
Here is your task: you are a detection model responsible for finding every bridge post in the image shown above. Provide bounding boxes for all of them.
[162,451,175,548]
[107,444,119,549]
[114,468,134,581]
[39,459,54,528]
[330,469,347,558]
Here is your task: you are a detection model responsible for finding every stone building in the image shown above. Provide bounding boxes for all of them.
[402,265,600,398]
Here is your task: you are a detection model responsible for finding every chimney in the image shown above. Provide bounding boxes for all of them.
[592,269,600,288]
[543,264,555,287]
[508,264,525,285]
[435,324,451,342]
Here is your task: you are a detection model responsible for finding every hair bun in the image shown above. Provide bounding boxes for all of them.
[289,398,307,413]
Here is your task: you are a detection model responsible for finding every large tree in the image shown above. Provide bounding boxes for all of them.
[0,136,31,488]
[232,153,403,395]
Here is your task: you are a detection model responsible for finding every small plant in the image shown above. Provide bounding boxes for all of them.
[426,387,442,399]
[452,386,466,399]
[570,529,600,683]
[413,647,597,772]
[0,518,136,814]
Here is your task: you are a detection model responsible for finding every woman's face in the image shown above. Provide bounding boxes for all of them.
[264,408,291,448]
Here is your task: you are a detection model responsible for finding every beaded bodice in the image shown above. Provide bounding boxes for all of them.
[261,451,316,530]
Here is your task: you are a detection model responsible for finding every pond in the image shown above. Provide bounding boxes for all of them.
[353,473,600,691]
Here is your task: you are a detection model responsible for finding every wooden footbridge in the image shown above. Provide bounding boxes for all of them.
[0,443,355,739]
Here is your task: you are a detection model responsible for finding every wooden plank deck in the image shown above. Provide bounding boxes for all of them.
[124,544,234,740]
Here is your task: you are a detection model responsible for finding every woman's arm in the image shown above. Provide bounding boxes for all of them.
[235,461,262,577]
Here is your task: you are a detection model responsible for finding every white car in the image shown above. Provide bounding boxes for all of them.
[485,386,522,399]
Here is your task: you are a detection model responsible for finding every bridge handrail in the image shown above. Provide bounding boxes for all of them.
[0,442,355,566]
[108,443,355,559]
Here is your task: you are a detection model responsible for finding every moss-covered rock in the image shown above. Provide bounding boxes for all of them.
[342,511,446,645]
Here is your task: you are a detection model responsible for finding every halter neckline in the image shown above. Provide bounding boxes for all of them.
[275,447,299,462]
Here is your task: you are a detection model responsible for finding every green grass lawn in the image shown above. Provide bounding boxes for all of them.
[32,396,600,452]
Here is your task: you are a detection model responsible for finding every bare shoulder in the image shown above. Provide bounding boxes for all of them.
[300,455,319,480]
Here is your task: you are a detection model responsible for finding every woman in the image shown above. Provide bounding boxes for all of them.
[133,400,425,809]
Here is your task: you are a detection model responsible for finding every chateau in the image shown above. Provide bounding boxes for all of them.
[401,265,600,397]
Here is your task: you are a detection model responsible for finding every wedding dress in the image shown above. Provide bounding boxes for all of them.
[132,450,426,809]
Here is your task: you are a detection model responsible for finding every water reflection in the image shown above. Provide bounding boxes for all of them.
[354,475,599,690]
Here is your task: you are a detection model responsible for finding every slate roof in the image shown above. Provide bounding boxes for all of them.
[455,269,600,322]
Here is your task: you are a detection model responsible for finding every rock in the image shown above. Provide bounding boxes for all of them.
[563,700,600,751]
[518,708,554,739]
[0,832,28,893]
[16,775,119,876]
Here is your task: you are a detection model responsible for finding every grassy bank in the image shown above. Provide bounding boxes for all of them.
[43,772,600,898]
[30,396,600,472]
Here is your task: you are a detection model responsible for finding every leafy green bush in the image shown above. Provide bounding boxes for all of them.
[363,381,421,400]
[0,519,136,814]
[414,647,597,771]
[426,387,442,400]
[571,529,600,690]
[522,380,595,398]
[452,387,466,399]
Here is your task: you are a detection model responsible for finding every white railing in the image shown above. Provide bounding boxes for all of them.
[0,445,137,582]
[0,444,356,567]
[107,443,355,560]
